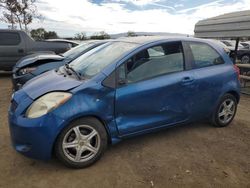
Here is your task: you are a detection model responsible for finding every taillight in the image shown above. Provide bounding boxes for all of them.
[233,64,240,80]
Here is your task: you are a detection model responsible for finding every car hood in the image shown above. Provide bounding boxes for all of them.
[15,53,65,69]
[226,46,248,51]
[238,48,250,52]
[23,70,82,99]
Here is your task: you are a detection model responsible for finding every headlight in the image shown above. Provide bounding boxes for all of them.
[18,67,37,75]
[26,92,72,118]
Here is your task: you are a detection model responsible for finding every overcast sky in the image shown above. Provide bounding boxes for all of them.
[0,0,250,37]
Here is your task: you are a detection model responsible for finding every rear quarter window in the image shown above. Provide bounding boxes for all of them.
[0,32,21,45]
[189,42,224,68]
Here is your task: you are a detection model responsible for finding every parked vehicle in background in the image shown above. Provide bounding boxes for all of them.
[12,41,107,90]
[207,39,231,54]
[9,37,240,168]
[221,40,250,64]
[0,29,71,71]
[240,41,250,49]
[46,39,79,48]
[221,40,245,50]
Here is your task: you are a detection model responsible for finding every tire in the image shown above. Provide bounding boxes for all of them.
[211,94,237,127]
[55,117,108,168]
[241,54,250,64]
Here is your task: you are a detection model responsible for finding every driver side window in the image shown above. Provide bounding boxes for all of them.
[118,42,184,84]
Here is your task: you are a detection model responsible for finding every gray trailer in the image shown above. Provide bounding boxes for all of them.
[194,10,250,63]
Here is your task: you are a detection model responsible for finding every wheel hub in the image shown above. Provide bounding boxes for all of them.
[79,140,86,146]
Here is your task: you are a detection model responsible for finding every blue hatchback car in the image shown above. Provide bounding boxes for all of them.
[8,37,240,168]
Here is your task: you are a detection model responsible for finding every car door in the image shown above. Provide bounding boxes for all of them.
[184,41,229,119]
[0,31,26,71]
[115,41,195,136]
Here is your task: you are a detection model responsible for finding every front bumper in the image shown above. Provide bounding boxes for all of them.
[8,107,65,160]
[12,72,35,91]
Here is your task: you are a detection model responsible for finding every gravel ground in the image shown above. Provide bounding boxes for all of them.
[0,74,249,188]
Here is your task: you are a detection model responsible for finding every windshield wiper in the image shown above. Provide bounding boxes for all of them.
[64,63,82,80]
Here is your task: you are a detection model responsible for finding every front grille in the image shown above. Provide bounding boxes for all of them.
[10,100,18,112]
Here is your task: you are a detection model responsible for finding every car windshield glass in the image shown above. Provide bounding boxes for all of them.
[238,43,244,48]
[222,41,232,46]
[63,42,96,59]
[70,41,138,78]
[224,41,244,48]
[229,41,244,48]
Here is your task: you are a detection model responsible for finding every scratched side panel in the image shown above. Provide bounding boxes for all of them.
[115,71,193,136]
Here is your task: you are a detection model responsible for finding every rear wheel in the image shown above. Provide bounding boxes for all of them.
[55,117,108,168]
[212,94,237,127]
[241,54,250,64]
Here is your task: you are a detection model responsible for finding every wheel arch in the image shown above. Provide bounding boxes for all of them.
[51,115,112,157]
[210,89,240,119]
[226,90,240,103]
[240,53,250,58]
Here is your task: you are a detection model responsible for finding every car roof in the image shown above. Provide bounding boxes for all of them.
[45,39,79,45]
[78,40,111,46]
[205,39,228,48]
[0,29,23,32]
[0,29,27,34]
[241,41,250,44]
[114,36,215,45]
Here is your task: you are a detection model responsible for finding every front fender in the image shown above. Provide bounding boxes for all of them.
[51,83,119,143]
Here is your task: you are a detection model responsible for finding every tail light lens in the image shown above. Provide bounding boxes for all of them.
[233,64,240,80]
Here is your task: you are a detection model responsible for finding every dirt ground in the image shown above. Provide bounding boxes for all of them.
[0,74,249,188]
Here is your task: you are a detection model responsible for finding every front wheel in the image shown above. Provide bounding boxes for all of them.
[211,94,237,127]
[55,118,108,168]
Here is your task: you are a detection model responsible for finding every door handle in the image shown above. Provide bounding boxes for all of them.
[18,49,24,53]
[181,77,195,85]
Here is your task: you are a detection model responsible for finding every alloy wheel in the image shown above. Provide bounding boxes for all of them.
[241,55,250,64]
[218,99,236,124]
[62,125,101,162]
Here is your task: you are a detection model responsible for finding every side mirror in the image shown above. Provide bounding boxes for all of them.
[118,78,127,85]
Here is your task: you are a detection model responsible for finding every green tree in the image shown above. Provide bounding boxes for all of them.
[44,31,58,39]
[74,32,86,40]
[90,31,110,40]
[127,31,137,37]
[30,28,58,40]
[30,28,46,40]
[0,0,18,29]
[0,0,41,31]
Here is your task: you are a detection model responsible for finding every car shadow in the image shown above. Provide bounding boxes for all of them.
[109,121,211,149]
[37,121,212,169]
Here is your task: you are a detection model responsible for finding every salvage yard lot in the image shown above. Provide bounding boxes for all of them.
[0,74,249,188]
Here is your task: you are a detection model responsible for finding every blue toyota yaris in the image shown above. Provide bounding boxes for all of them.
[8,37,241,168]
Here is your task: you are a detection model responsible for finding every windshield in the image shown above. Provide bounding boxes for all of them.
[228,41,244,48]
[63,42,97,59]
[222,41,244,48]
[241,42,250,48]
[70,41,138,78]
[222,41,232,46]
